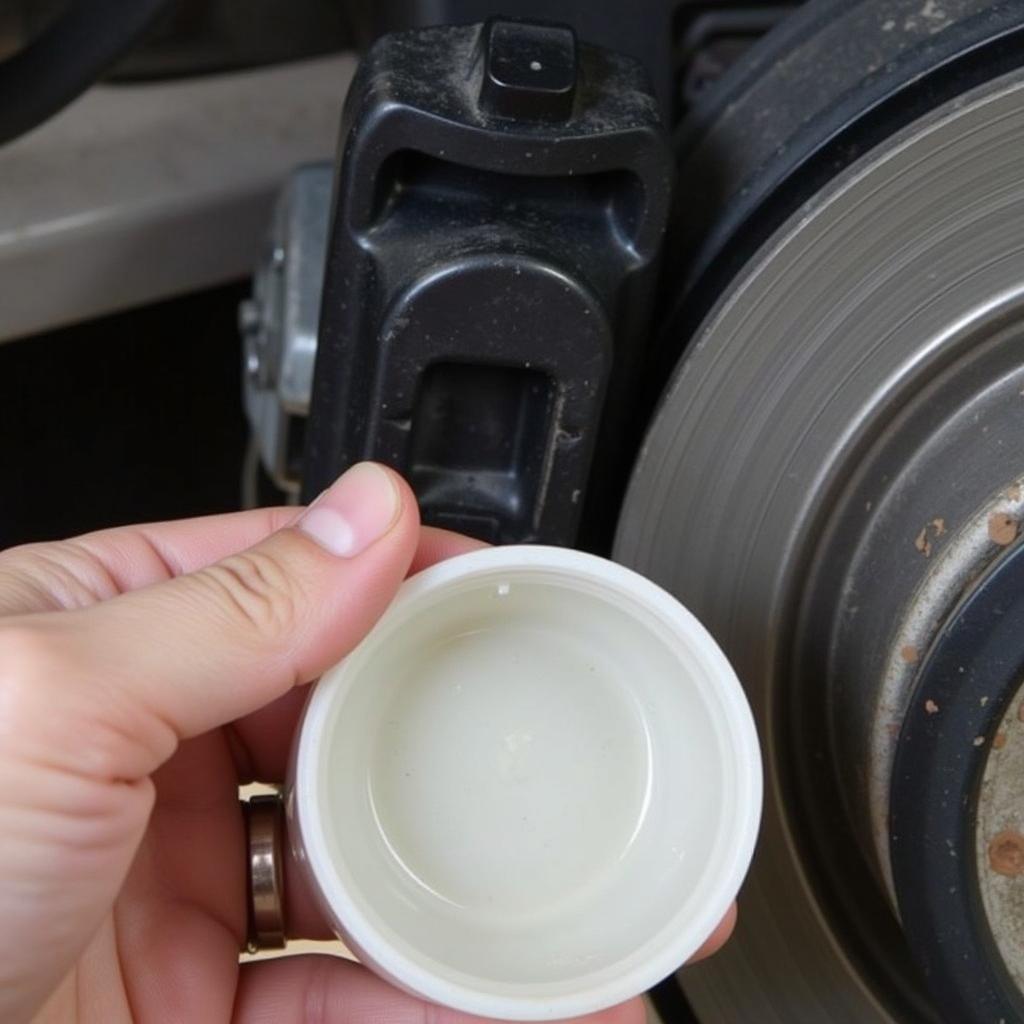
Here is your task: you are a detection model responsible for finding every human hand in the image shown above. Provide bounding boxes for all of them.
[0,463,735,1023]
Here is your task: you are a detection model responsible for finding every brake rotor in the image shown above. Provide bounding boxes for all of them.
[615,51,1024,1024]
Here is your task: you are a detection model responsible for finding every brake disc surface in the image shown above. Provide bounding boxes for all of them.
[616,67,1024,1023]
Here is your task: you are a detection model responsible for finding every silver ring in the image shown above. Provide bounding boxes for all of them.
[244,792,286,952]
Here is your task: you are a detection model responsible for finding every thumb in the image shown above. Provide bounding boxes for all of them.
[4,462,420,784]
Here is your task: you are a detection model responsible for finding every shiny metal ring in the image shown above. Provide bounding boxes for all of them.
[245,792,287,952]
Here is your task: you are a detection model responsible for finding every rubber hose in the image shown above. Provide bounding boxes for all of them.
[0,0,171,147]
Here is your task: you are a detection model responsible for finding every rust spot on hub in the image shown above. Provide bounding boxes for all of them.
[915,527,932,557]
[988,512,1018,546]
[989,831,1024,877]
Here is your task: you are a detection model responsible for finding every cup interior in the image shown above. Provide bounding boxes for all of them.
[297,550,758,1017]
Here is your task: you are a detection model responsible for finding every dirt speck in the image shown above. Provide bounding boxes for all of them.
[974,735,986,747]
[915,527,932,557]
[901,645,919,664]
[925,699,939,715]
[931,517,946,536]
[989,831,1024,877]
[994,731,1008,750]
[989,513,1018,546]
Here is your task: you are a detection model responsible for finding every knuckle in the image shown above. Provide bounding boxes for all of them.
[198,548,301,636]
[0,541,114,611]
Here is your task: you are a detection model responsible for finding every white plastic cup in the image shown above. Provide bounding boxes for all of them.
[289,545,761,1020]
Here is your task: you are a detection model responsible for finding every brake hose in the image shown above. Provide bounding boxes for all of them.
[0,0,171,147]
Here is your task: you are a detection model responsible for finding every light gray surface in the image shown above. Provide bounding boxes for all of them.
[615,69,1024,1023]
[0,55,354,343]
[241,163,332,493]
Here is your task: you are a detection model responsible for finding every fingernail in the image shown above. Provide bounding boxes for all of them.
[297,463,401,556]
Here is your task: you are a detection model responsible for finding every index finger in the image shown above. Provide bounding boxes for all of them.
[0,505,298,615]
[0,514,490,620]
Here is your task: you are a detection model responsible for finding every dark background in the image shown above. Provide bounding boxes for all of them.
[0,283,249,548]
